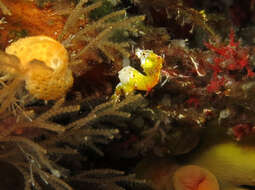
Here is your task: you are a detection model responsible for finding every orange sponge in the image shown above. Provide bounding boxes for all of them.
[5,36,73,100]
[173,165,219,190]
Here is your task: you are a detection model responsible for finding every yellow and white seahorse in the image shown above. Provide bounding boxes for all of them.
[112,48,163,102]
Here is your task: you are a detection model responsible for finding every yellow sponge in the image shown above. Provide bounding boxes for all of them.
[6,36,73,100]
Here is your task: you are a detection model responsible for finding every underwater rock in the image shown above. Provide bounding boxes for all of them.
[136,125,255,190]
[187,126,255,189]
[135,157,179,190]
